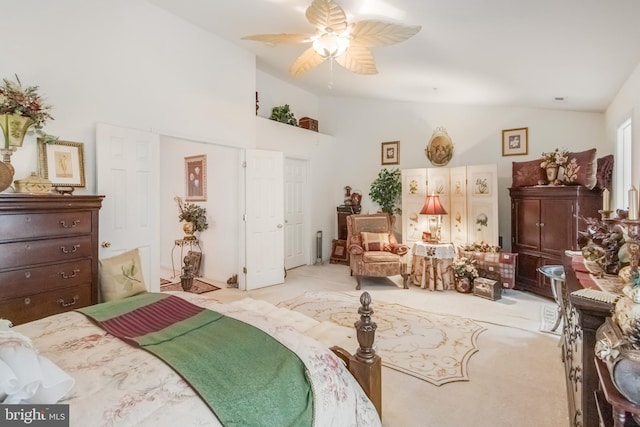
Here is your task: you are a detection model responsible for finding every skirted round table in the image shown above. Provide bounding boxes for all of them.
[410,242,456,291]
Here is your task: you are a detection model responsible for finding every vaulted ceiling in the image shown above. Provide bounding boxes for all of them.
[148,0,640,112]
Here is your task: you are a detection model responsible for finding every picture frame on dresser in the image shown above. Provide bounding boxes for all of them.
[501,127,528,156]
[37,139,86,187]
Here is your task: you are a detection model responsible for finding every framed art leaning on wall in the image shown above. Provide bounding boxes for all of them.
[37,139,86,187]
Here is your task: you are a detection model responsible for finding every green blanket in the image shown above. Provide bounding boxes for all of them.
[79,293,313,426]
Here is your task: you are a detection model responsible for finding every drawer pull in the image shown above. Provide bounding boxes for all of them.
[24,297,31,305]
[59,219,80,228]
[24,271,31,279]
[25,217,31,223]
[60,269,80,279]
[58,296,79,308]
[60,244,80,254]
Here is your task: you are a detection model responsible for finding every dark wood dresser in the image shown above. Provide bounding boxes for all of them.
[562,252,622,427]
[509,186,601,298]
[0,194,104,325]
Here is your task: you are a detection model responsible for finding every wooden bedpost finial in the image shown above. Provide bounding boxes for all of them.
[355,291,377,361]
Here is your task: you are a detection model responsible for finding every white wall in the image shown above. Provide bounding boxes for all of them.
[605,62,640,207]
[256,71,320,123]
[319,97,606,250]
[3,0,256,192]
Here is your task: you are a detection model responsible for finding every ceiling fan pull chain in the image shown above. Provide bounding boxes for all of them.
[328,58,334,89]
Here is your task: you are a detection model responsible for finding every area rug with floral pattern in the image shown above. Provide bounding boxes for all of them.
[278,291,486,386]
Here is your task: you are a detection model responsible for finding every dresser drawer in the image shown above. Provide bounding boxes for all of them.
[0,211,92,242]
[0,259,92,300]
[0,284,92,326]
[0,235,93,269]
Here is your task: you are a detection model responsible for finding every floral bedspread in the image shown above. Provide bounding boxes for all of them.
[14,292,380,427]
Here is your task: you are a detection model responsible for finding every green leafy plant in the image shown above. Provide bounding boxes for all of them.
[175,197,209,232]
[369,168,402,215]
[270,104,297,126]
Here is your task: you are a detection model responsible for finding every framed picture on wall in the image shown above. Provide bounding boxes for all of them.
[381,141,400,165]
[37,139,86,187]
[502,127,528,156]
[185,154,207,201]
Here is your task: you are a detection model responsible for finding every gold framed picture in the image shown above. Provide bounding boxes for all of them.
[381,141,400,165]
[502,127,528,156]
[37,139,86,187]
[185,154,207,201]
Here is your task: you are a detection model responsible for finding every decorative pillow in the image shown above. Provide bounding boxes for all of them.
[383,242,401,254]
[562,148,597,189]
[99,248,147,302]
[596,154,614,190]
[360,232,390,251]
[512,159,545,187]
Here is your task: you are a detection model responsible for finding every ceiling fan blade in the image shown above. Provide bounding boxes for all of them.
[336,45,378,75]
[241,33,313,45]
[289,47,326,77]
[305,0,347,33]
[350,20,421,47]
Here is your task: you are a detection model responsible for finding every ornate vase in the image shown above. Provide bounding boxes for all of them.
[182,221,196,240]
[455,276,473,293]
[545,164,559,184]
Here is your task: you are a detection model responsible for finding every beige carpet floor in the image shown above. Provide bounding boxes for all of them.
[195,263,569,427]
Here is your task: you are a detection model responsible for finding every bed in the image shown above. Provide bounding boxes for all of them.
[2,291,382,426]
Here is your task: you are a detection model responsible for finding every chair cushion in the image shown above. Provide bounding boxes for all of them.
[363,251,401,263]
[361,232,390,251]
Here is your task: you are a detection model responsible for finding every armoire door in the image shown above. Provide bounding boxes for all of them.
[540,198,575,258]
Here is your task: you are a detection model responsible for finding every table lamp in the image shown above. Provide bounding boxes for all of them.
[420,194,448,242]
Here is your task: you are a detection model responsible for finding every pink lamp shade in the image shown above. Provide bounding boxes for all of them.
[420,194,448,216]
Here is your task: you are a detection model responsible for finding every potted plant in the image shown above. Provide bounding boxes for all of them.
[269,104,298,126]
[175,196,209,239]
[369,168,402,215]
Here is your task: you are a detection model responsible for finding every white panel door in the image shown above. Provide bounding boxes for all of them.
[284,158,308,270]
[244,149,284,289]
[96,123,160,292]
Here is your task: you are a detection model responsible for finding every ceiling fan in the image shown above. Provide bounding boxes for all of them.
[242,0,421,77]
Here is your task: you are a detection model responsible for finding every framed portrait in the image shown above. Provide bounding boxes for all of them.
[502,127,528,156]
[381,141,400,165]
[37,139,86,187]
[185,155,207,201]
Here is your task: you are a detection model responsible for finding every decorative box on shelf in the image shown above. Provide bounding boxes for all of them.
[299,117,318,132]
[473,277,502,301]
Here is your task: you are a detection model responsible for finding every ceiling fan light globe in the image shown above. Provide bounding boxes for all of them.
[312,32,350,58]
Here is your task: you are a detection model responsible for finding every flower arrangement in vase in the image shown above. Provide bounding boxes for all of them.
[175,196,209,239]
[452,256,479,293]
[539,148,568,185]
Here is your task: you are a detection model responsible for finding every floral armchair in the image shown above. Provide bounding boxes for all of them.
[346,213,410,290]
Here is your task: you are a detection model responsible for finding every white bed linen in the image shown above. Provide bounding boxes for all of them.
[13,292,381,427]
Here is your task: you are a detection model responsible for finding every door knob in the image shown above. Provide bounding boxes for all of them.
[101,241,111,248]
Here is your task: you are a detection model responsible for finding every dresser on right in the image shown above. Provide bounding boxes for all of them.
[509,186,601,298]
